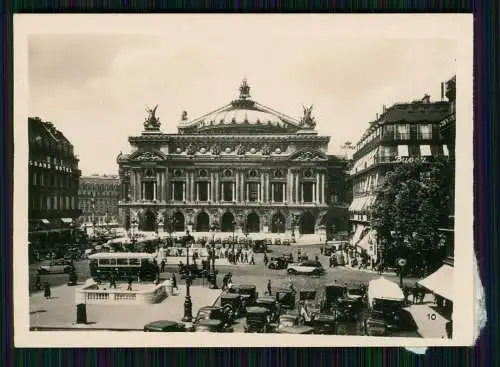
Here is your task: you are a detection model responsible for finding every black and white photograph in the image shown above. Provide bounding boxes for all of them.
[14,14,474,347]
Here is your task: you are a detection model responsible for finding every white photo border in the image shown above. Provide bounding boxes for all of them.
[13,13,474,348]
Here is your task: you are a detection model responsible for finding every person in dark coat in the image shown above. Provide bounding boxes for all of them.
[109,271,117,289]
[160,260,166,273]
[171,273,178,290]
[127,275,133,291]
[43,282,51,299]
[267,279,272,296]
[35,274,41,290]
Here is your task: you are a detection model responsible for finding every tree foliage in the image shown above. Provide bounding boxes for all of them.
[371,157,451,270]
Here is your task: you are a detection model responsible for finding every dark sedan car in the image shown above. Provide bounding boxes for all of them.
[144,320,186,332]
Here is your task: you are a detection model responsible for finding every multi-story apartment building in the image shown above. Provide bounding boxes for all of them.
[348,91,451,263]
[28,117,82,257]
[78,174,120,229]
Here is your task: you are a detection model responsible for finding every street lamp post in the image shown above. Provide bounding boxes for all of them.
[291,214,297,243]
[182,230,194,322]
[210,221,219,289]
[231,220,236,254]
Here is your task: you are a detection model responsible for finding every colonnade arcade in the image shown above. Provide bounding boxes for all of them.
[129,207,325,235]
[125,166,328,206]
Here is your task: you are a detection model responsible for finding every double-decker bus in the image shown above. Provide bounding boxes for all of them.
[88,252,158,282]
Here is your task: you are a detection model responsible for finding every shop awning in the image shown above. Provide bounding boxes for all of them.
[357,230,374,252]
[417,264,454,302]
[61,218,73,224]
[41,219,50,224]
[351,224,365,245]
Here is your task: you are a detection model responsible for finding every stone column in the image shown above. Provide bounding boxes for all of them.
[287,169,292,203]
[235,171,239,202]
[165,168,170,202]
[232,182,235,202]
[210,172,215,202]
[321,172,326,204]
[316,172,320,204]
[136,170,141,201]
[260,172,265,203]
[295,172,299,203]
[190,171,195,202]
[240,172,245,202]
[215,171,219,202]
[282,183,286,203]
[130,170,136,201]
[271,182,274,203]
[171,182,175,202]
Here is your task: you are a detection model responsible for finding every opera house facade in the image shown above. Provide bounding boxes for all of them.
[116,80,333,240]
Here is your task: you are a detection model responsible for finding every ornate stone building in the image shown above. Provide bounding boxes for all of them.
[28,117,82,258]
[78,174,120,227]
[116,80,332,239]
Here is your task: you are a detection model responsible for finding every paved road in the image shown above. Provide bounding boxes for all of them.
[29,244,419,294]
[28,244,422,336]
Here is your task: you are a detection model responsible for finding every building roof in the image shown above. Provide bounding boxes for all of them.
[177,79,316,135]
[80,175,120,184]
[355,96,450,148]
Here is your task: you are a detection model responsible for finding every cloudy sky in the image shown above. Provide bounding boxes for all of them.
[27,16,456,176]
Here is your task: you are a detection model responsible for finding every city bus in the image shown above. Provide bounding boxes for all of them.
[88,252,158,282]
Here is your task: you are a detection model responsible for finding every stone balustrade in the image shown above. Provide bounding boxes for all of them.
[75,280,169,305]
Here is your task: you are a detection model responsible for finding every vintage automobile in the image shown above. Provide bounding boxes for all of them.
[334,298,359,321]
[254,296,281,323]
[282,239,291,246]
[275,313,315,334]
[287,260,325,276]
[321,284,348,311]
[275,288,296,310]
[311,314,337,335]
[193,305,234,327]
[297,290,321,325]
[228,284,258,307]
[346,287,367,311]
[143,320,187,332]
[190,319,234,333]
[220,293,245,318]
[37,259,73,275]
[277,325,315,334]
[252,241,268,253]
[363,311,389,336]
[179,262,204,279]
[268,257,289,270]
[244,306,273,333]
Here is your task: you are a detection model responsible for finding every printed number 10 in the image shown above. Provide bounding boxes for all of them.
[427,313,437,320]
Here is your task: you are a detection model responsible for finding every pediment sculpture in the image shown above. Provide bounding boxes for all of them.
[292,150,327,162]
[299,105,317,129]
[134,151,164,162]
[144,105,161,131]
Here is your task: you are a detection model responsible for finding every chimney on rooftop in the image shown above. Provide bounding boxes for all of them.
[376,113,379,120]
[422,94,431,103]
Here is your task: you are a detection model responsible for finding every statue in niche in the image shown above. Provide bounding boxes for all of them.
[186,144,196,155]
[300,105,316,129]
[144,105,161,130]
[236,144,245,155]
[211,144,221,155]
[261,144,271,155]
[157,211,164,227]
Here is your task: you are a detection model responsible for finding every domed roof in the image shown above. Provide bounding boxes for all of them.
[177,79,313,135]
